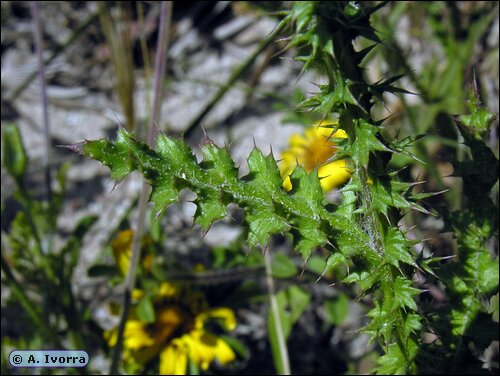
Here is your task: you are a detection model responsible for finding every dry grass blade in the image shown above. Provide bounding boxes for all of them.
[98,2,135,132]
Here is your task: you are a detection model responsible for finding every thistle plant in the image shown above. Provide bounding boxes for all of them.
[72,2,498,374]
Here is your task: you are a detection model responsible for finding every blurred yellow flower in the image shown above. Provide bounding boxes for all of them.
[159,306,236,374]
[106,234,237,375]
[111,229,154,275]
[280,120,351,192]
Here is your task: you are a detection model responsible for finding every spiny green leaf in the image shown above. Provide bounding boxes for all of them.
[376,340,418,375]
[392,277,420,311]
[368,178,412,216]
[246,208,289,247]
[289,1,314,34]
[290,216,328,258]
[201,143,240,186]
[194,190,227,229]
[343,268,384,292]
[288,166,323,207]
[402,313,422,339]
[384,228,417,268]
[246,148,285,195]
[459,90,494,136]
[345,118,388,168]
[324,252,349,275]
[80,130,351,258]
[82,129,135,181]
[149,175,179,213]
[451,295,481,336]
[365,302,395,343]
[463,251,499,295]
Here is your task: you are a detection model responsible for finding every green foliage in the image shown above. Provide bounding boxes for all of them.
[323,293,349,326]
[2,123,28,180]
[271,253,298,278]
[1,124,98,355]
[417,94,499,374]
[137,295,156,323]
[82,129,370,259]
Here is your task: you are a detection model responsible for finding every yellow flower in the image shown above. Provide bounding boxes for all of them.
[160,311,237,374]
[111,229,154,275]
[105,282,237,374]
[280,120,351,192]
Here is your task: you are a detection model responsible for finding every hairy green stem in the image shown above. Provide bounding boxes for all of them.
[329,9,419,370]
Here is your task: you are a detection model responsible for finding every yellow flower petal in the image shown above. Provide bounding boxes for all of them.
[283,176,293,191]
[180,329,236,370]
[123,320,155,349]
[131,289,144,301]
[279,120,350,192]
[181,332,213,369]
[205,308,237,331]
[111,229,154,276]
[289,133,308,148]
[104,329,117,347]
[210,335,236,365]
[160,343,188,375]
[332,129,348,139]
[112,229,133,275]
[104,266,238,373]
[313,119,339,127]
[279,151,298,178]
[318,159,352,192]
[196,330,236,366]
[157,282,178,298]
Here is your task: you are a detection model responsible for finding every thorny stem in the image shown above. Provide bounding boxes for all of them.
[331,9,417,365]
[264,248,291,375]
[109,2,173,374]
